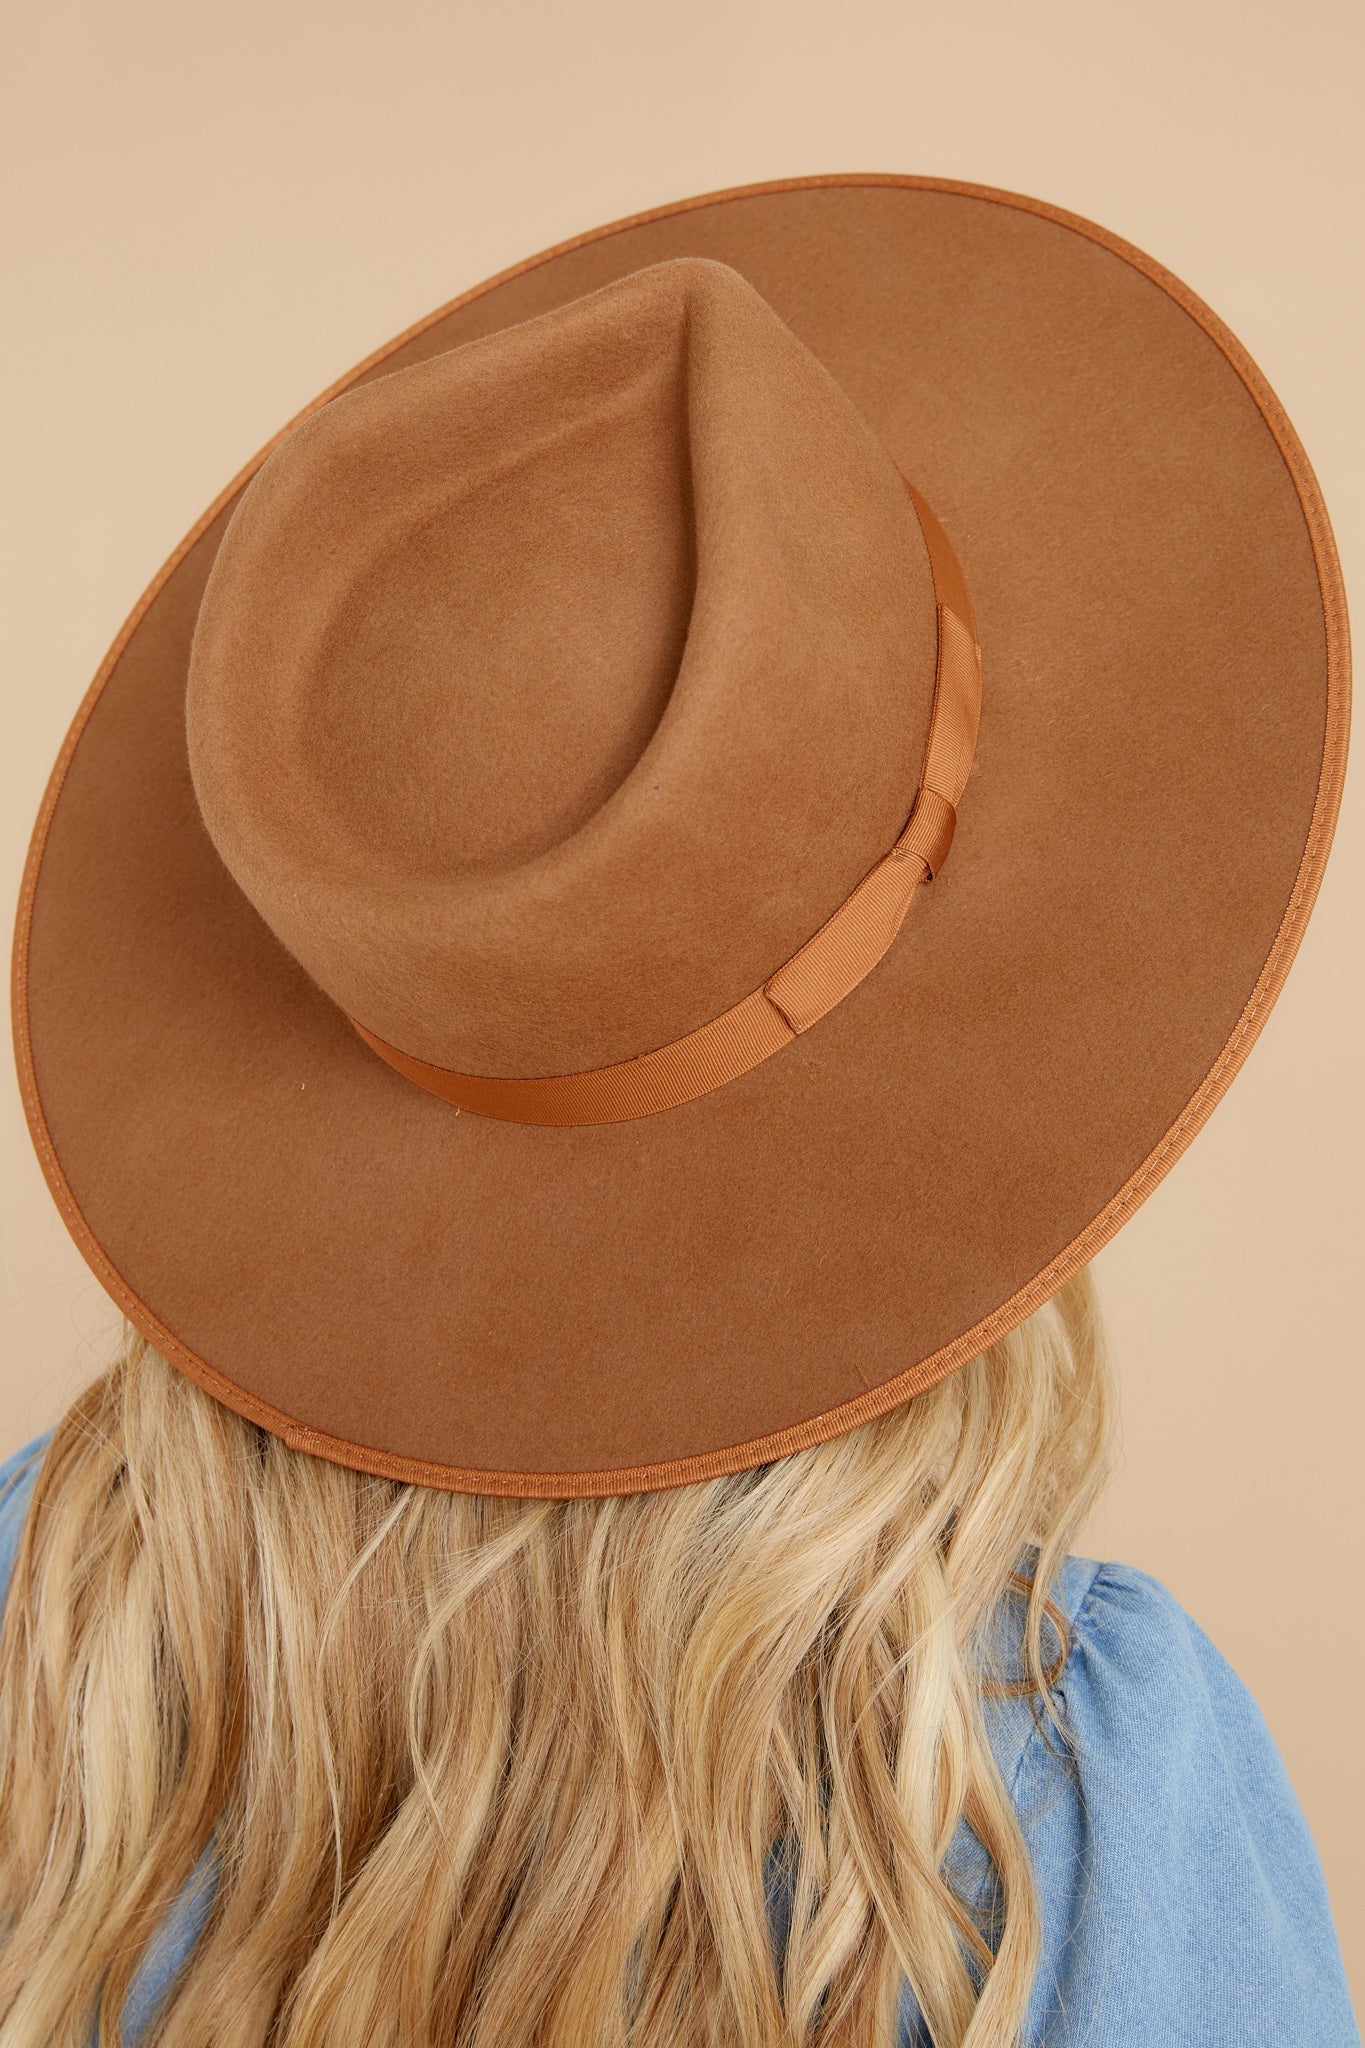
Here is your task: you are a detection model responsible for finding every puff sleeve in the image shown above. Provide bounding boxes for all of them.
[1012,1560,1360,2046]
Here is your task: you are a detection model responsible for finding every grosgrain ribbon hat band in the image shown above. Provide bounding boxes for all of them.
[349,476,983,1127]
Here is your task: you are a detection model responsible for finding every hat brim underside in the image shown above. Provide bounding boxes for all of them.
[15,176,1348,1496]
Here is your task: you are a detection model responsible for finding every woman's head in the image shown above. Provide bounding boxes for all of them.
[0,1270,1110,2048]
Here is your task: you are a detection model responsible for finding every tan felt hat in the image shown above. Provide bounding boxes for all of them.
[13,175,1350,1497]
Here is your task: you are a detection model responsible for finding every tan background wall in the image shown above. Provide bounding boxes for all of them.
[2,0,1361,2011]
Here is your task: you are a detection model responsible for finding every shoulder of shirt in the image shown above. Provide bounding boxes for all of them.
[997,1551,1199,1683]
[1050,1552,1211,1685]
[983,1552,1225,1803]
[1015,1551,1294,1822]
[0,1425,58,1610]
[0,1425,56,1504]
[1010,1559,1360,2042]
[949,1556,1220,1924]
[1045,1552,1224,1713]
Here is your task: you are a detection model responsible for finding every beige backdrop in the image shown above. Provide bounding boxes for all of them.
[2,0,1361,2010]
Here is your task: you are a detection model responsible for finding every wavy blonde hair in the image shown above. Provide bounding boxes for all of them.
[0,1270,1111,2048]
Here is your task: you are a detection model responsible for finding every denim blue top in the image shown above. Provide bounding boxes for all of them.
[1,1427,1357,2044]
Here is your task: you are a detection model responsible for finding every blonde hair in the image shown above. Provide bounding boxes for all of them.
[0,1271,1111,2048]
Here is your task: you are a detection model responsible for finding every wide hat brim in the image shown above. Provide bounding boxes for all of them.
[14,175,1349,1496]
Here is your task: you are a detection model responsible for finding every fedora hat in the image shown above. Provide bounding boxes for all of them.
[13,174,1348,1497]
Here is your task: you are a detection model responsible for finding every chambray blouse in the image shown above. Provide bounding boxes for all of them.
[1,1428,1358,2045]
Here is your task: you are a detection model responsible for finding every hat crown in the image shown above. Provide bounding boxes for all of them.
[186,257,938,1073]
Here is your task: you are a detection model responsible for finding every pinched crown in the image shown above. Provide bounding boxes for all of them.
[186,258,938,1075]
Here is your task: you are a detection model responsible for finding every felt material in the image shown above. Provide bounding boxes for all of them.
[341,475,981,1120]
[187,258,938,1072]
[13,176,1349,1496]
